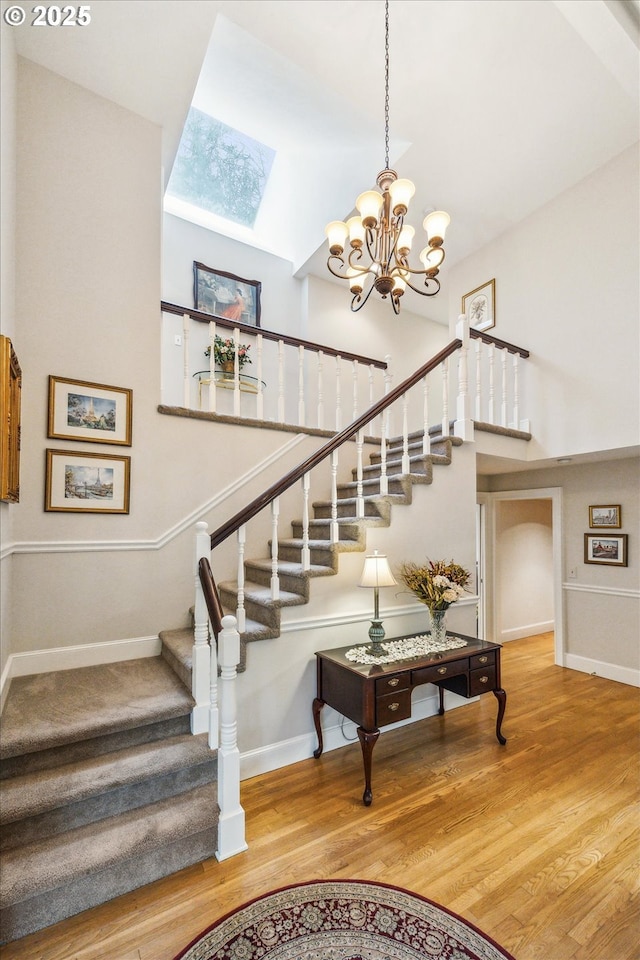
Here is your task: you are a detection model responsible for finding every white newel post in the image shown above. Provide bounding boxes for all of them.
[454,314,474,441]
[192,521,213,735]
[215,614,247,861]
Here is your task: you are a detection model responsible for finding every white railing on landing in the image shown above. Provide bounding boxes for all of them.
[161,302,530,436]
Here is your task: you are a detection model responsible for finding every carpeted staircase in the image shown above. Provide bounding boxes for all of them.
[0,654,217,944]
[161,428,464,672]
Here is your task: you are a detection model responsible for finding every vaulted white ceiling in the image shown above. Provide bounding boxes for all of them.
[8,0,640,299]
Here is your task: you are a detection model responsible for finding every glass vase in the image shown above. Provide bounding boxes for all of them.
[429,608,447,644]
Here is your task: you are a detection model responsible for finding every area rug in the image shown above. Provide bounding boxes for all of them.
[173,879,515,960]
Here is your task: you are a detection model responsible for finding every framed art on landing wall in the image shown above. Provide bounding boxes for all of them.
[462,279,495,332]
[48,377,133,446]
[589,505,621,529]
[584,533,628,567]
[193,262,261,327]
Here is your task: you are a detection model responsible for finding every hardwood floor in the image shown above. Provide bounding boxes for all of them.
[2,633,638,960]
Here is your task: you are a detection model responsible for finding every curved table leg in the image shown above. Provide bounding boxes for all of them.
[357,726,380,806]
[313,698,324,758]
[493,688,507,745]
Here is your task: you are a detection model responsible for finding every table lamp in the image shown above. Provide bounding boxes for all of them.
[359,551,397,654]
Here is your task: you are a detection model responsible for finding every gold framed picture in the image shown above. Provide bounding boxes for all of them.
[584,533,628,567]
[45,449,131,514]
[48,376,132,446]
[462,279,495,332]
[588,505,621,529]
[1,335,22,503]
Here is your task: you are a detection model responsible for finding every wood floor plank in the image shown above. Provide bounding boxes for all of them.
[1,633,638,960]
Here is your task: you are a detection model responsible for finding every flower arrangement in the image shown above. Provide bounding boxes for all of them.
[399,558,471,611]
[205,334,251,369]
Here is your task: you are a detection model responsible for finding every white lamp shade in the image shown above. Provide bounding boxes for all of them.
[423,210,450,243]
[388,177,415,213]
[359,551,397,588]
[346,216,366,247]
[396,224,415,254]
[325,220,349,252]
[347,267,364,294]
[356,190,384,225]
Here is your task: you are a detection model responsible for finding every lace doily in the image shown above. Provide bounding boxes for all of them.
[345,633,468,665]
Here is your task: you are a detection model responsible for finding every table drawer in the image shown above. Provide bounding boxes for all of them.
[412,659,468,686]
[470,651,495,670]
[376,689,411,726]
[375,674,409,696]
[470,665,497,696]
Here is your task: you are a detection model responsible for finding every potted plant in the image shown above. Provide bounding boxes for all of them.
[205,335,252,373]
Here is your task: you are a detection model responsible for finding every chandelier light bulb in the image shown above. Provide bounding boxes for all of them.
[356,190,384,228]
[325,220,349,255]
[346,267,364,294]
[346,215,365,249]
[388,177,415,215]
[396,224,415,255]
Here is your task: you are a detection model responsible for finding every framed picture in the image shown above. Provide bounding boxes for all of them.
[462,278,495,332]
[193,262,261,328]
[48,377,132,446]
[0,335,22,503]
[589,504,621,529]
[45,449,131,514]
[584,533,628,567]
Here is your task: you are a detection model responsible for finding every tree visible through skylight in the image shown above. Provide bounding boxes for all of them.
[167,108,275,229]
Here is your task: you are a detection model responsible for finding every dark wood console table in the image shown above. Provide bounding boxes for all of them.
[313,632,506,805]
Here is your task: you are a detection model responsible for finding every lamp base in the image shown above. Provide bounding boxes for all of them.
[366,619,386,656]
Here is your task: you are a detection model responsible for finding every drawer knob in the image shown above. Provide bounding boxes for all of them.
[479,675,489,684]
[437,666,448,675]
[387,678,400,687]
[478,656,488,664]
[388,702,400,712]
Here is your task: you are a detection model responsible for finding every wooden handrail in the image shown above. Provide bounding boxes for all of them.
[198,556,224,640]
[469,327,529,358]
[210,338,462,549]
[161,301,389,369]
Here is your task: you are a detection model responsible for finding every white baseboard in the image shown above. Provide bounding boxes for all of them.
[1,636,161,713]
[239,688,474,782]
[564,653,639,688]
[500,620,554,643]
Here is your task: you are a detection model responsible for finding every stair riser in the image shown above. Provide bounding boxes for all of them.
[312,501,391,521]
[357,460,434,479]
[0,715,191,781]
[277,544,337,568]
[243,564,311,598]
[372,438,452,462]
[1,758,217,852]
[0,815,219,944]
[218,588,280,630]
[290,522,365,543]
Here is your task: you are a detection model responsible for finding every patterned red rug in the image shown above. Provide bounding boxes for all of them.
[173,879,516,960]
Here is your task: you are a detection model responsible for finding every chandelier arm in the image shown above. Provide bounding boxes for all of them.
[351,277,378,313]
[347,248,374,276]
[399,273,442,298]
[326,254,349,281]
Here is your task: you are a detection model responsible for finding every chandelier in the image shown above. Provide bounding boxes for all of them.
[325,0,450,314]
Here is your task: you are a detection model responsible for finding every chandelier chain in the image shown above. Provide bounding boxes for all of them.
[384,0,390,170]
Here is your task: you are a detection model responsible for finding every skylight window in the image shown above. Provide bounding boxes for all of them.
[166,108,275,229]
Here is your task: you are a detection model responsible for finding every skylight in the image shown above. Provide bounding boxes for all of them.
[166,107,275,229]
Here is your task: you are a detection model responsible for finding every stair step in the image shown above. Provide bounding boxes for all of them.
[0,733,216,850]
[0,782,219,944]
[0,657,194,778]
[244,558,335,594]
[218,579,308,609]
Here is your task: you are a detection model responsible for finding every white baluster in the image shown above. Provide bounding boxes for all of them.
[208,320,217,414]
[317,350,325,430]
[301,472,311,571]
[455,314,473,441]
[475,338,483,422]
[183,313,191,409]
[215,614,248,860]
[488,343,496,424]
[356,429,365,518]
[383,355,393,436]
[368,363,375,414]
[256,333,264,420]
[335,355,342,431]
[511,353,520,430]
[192,521,212,736]
[379,407,389,495]
[271,497,280,601]
[330,450,339,544]
[298,344,305,426]
[352,359,359,421]
[233,327,241,418]
[441,357,450,437]
[236,525,246,633]
[422,377,431,455]
[209,626,219,751]
[278,340,285,422]
[501,349,508,426]
[402,394,411,474]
